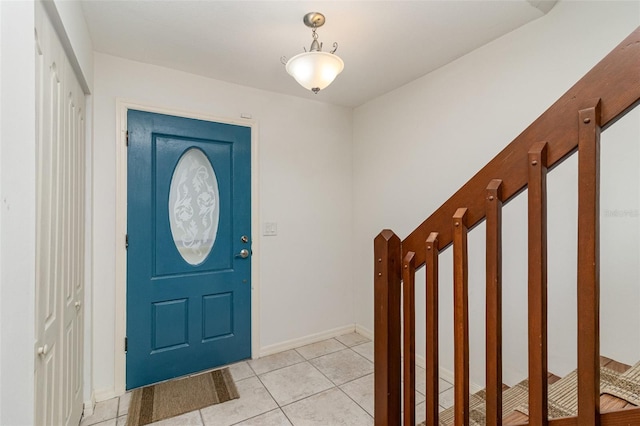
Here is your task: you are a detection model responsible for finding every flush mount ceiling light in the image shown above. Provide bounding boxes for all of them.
[281,12,344,94]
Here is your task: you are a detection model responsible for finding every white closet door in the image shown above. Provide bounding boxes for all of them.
[61,51,85,426]
[34,3,85,425]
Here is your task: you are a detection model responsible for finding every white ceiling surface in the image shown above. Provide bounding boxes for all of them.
[81,1,556,108]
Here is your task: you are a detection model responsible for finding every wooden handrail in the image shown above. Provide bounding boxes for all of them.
[402,27,640,266]
[374,27,640,426]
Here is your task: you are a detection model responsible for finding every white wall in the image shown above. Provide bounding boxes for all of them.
[353,1,640,387]
[0,1,37,424]
[91,53,354,397]
[0,3,4,421]
[0,2,4,420]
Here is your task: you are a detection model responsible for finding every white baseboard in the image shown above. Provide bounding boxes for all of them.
[416,354,483,394]
[437,366,482,393]
[82,391,96,417]
[259,324,356,357]
[259,322,485,394]
[93,323,483,402]
[356,325,483,394]
[93,388,121,403]
[355,324,373,340]
[90,324,359,403]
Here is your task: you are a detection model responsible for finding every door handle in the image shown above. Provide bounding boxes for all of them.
[37,344,49,357]
[75,301,82,310]
[235,249,250,259]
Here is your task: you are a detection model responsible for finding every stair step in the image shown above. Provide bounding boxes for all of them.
[434,357,635,425]
[504,357,634,424]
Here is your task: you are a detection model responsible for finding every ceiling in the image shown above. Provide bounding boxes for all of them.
[81,0,557,108]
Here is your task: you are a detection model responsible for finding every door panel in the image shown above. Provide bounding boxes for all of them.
[35,7,62,424]
[61,79,85,426]
[42,343,59,426]
[127,110,251,390]
[35,3,86,425]
[203,293,234,340]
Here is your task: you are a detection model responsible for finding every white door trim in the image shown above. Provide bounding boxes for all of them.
[114,99,261,395]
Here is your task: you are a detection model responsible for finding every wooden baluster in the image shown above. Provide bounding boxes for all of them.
[374,230,402,426]
[528,141,549,425]
[485,179,503,426]
[453,208,469,426]
[577,101,601,425]
[403,252,416,426]
[425,232,440,426]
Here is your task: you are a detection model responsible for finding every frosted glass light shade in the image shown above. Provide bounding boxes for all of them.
[285,51,344,92]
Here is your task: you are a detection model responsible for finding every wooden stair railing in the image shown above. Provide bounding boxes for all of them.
[528,140,549,425]
[374,27,640,426]
[485,178,503,426]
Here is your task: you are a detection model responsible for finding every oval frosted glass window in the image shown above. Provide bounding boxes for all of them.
[168,148,219,265]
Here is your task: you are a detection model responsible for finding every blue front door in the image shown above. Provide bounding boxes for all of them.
[126,110,251,389]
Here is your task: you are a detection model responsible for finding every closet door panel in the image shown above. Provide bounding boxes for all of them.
[34,3,86,425]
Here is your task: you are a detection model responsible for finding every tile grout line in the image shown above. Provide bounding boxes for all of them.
[225,407,283,426]
[311,346,373,387]
[198,408,206,426]
[118,334,374,426]
[248,352,307,376]
[245,357,259,376]
[279,406,296,426]
[254,366,290,411]
[268,357,346,414]
[271,346,376,416]
[266,363,337,409]
[294,342,348,362]
[306,349,348,388]
[251,341,373,411]
[97,343,451,425]
[298,339,375,421]
[348,345,374,364]
[336,381,374,420]
[81,398,120,426]
[338,371,373,388]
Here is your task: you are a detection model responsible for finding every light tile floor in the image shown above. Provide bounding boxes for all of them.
[79,332,454,426]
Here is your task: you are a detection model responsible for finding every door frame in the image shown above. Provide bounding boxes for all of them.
[114,99,260,395]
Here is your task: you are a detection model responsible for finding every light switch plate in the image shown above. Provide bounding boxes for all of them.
[263,222,278,236]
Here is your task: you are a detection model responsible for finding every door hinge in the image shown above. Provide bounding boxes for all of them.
[125,130,129,147]
[125,234,129,249]
[124,337,128,353]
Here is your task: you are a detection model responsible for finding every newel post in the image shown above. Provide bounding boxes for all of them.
[374,230,402,426]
